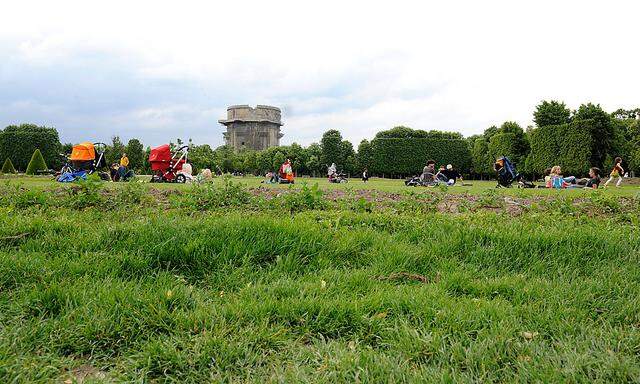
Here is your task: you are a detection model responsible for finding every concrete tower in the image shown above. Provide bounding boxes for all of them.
[218,105,284,151]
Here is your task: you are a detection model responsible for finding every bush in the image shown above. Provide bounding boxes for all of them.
[175,177,251,210]
[488,133,519,165]
[281,183,327,213]
[25,149,48,175]
[1,158,16,174]
[369,136,471,176]
[0,124,61,171]
[526,120,594,176]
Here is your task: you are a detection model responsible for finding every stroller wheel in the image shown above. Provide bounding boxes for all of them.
[176,174,187,184]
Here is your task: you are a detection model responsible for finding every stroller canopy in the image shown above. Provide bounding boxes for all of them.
[149,144,173,171]
[149,144,171,163]
[70,142,95,161]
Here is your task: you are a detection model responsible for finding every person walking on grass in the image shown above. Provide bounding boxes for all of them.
[604,157,624,188]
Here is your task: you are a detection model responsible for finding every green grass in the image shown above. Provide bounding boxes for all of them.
[0,176,639,382]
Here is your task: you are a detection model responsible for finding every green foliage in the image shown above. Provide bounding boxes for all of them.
[174,176,251,210]
[188,144,216,173]
[105,136,126,165]
[526,120,594,176]
[488,133,518,164]
[357,140,374,171]
[628,120,640,174]
[272,152,286,172]
[369,131,472,176]
[67,178,105,209]
[533,100,571,127]
[2,184,640,382]
[611,108,640,120]
[572,103,614,168]
[0,124,61,171]
[125,138,145,171]
[1,158,16,174]
[471,138,492,176]
[483,125,499,141]
[281,183,327,213]
[320,130,344,167]
[25,149,48,175]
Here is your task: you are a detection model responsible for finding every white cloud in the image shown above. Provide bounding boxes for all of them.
[1,0,639,146]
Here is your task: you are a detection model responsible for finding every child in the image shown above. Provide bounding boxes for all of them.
[543,167,552,188]
[603,157,624,188]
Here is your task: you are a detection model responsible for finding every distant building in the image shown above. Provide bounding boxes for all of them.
[218,105,283,151]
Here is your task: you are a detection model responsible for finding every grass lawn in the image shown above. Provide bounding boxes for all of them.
[0,175,639,382]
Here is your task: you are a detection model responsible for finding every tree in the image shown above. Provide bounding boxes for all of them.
[272,151,285,172]
[0,124,61,171]
[628,120,640,174]
[483,125,499,141]
[305,143,323,176]
[572,103,614,168]
[25,149,48,175]
[497,121,529,165]
[320,130,343,167]
[189,144,216,172]
[106,136,126,165]
[340,140,356,174]
[533,100,571,127]
[612,108,640,120]
[471,138,492,178]
[125,139,145,171]
[357,139,374,171]
[1,158,16,174]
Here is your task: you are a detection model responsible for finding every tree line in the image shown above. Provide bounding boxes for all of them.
[1,101,638,177]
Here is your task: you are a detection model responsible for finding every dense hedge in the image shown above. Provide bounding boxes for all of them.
[526,120,594,176]
[369,137,471,176]
[488,133,519,165]
[0,124,61,171]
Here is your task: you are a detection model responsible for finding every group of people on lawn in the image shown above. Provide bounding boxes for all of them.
[263,156,625,189]
[420,160,464,186]
[543,157,625,189]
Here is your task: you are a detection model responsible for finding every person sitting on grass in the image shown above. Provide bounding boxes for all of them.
[603,157,624,188]
[420,160,436,184]
[442,164,463,186]
[543,167,553,188]
[583,167,601,189]
[110,163,120,181]
[549,166,579,189]
[435,165,450,185]
[262,171,276,184]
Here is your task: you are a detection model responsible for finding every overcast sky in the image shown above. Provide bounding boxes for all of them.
[1,0,638,147]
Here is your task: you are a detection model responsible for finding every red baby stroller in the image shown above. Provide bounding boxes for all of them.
[149,144,189,183]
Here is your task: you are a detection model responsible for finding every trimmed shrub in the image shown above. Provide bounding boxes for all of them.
[526,120,594,176]
[370,137,472,176]
[0,124,61,171]
[1,158,16,174]
[25,149,48,175]
[488,133,519,165]
[471,138,493,177]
